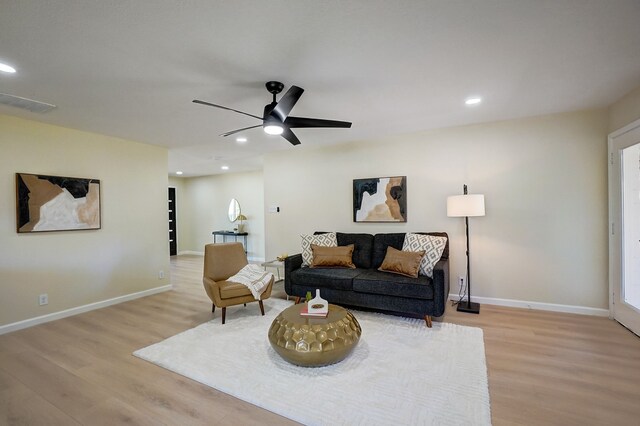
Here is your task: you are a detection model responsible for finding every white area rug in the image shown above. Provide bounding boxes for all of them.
[134,299,491,425]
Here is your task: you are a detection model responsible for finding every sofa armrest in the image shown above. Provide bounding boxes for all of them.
[284,253,303,296]
[432,259,449,316]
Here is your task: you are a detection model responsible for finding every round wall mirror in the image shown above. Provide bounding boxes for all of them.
[228,198,241,222]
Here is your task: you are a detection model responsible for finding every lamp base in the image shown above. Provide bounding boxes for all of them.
[457,301,480,314]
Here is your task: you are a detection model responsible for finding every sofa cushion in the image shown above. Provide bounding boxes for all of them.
[301,232,337,266]
[402,233,447,278]
[311,244,356,268]
[378,246,425,278]
[353,270,434,300]
[416,232,449,260]
[290,267,364,291]
[372,232,450,269]
[336,232,374,269]
[372,233,406,269]
[218,280,251,299]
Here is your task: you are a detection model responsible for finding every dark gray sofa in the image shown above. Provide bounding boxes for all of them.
[284,232,449,327]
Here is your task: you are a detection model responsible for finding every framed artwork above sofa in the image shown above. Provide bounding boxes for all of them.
[353,176,406,222]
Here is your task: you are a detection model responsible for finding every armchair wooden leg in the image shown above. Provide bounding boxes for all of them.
[259,300,265,316]
[295,296,301,304]
[424,315,432,328]
[212,304,216,313]
[222,307,226,324]
[244,303,247,307]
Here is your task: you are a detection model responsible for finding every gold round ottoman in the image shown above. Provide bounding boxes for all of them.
[268,303,361,367]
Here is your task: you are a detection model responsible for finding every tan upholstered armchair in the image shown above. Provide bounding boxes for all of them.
[203,242,274,324]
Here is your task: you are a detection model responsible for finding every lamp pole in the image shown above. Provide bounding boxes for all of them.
[457,184,480,314]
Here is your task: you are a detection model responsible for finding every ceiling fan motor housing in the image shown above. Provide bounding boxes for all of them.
[263,102,278,120]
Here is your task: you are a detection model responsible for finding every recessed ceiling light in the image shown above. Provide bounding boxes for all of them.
[221,165,229,170]
[465,97,482,105]
[0,62,16,73]
[236,137,247,143]
[176,171,183,175]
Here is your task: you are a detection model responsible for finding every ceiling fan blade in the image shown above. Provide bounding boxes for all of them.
[219,124,262,137]
[282,127,301,146]
[272,86,304,121]
[284,116,352,129]
[192,99,262,120]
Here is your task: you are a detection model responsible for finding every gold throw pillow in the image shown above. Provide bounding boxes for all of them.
[311,244,356,268]
[378,246,425,278]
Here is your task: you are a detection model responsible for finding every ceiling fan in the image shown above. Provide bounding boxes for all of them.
[192,81,352,146]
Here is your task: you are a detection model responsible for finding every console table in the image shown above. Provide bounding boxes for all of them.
[212,230,248,251]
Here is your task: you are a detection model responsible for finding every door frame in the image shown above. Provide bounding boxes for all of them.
[608,117,640,333]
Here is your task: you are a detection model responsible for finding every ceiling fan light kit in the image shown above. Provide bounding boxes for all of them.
[193,81,352,146]
[264,124,284,135]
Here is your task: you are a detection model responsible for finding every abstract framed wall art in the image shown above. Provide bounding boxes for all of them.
[16,173,101,233]
[353,176,407,222]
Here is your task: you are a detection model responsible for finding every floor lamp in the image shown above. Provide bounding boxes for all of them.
[447,184,485,314]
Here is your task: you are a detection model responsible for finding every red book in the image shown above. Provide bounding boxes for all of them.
[299,305,328,318]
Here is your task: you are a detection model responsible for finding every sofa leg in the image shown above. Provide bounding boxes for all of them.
[295,296,301,304]
[212,304,216,313]
[424,315,432,328]
[259,300,265,316]
[244,303,247,307]
[222,307,226,324]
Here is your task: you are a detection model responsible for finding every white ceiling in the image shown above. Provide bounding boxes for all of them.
[1,1,640,177]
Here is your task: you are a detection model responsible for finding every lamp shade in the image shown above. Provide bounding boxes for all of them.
[447,194,485,217]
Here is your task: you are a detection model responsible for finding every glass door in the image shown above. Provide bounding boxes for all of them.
[622,145,640,311]
[609,120,640,335]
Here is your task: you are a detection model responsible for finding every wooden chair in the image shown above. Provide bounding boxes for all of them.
[202,242,273,324]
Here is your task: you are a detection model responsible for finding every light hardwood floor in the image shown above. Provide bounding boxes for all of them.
[1,254,639,425]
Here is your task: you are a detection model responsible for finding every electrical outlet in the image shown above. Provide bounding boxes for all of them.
[39,293,48,306]
[458,276,465,291]
[158,270,165,279]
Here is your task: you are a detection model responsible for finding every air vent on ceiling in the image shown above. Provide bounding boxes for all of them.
[0,93,56,113]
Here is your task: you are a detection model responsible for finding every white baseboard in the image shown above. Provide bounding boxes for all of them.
[448,294,609,317]
[0,285,173,336]
[177,251,265,263]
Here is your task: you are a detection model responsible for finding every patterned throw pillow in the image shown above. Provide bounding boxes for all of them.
[301,232,338,267]
[402,233,447,278]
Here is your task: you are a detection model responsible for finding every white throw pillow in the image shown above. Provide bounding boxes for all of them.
[402,233,447,278]
[301,233,338,267]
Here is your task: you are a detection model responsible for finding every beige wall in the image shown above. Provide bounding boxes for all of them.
[177,171,265,260]
[264,109,609,309]
[0,115,169,327]
[609,84,640,132]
